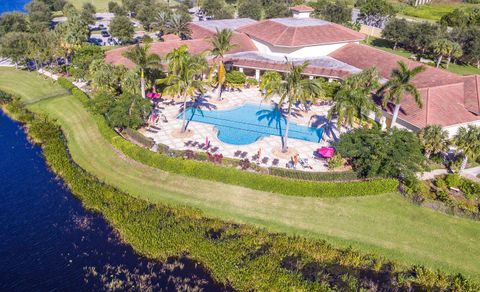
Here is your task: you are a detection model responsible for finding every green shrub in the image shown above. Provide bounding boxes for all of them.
[226,70,246,85]
[123,128,154,148]
[445,174,462,188]
[327,153,344,170]
[245,78,258,86]
[436,190,451,203]
[269,167,358,182]
[56,77,75,91]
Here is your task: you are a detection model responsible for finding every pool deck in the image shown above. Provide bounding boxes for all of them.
[141,87,342,171]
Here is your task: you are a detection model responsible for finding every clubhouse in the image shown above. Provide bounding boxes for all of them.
[106,5,480,136]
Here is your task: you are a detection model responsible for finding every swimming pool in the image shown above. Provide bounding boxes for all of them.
[180,103,324,145]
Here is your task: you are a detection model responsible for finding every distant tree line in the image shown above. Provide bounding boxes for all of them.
[382,18,480,69]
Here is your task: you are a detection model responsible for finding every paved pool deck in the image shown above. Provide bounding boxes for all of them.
[140,87,343,171]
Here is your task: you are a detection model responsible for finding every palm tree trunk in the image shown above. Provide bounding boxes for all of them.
[282,106,292,153]
[391,103,401,128]
[216,84,223,101]
[460,155,468,172]
[181,94,188,133]
[446,56,452,69]
[141,69,146,99]
[436,55,443,68]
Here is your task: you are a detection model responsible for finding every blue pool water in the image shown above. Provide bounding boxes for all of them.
[0,0,30,14]
[182,104,324,145]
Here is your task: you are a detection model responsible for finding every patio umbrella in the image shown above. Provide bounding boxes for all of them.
[317,147,335,158]
[146,92,154,98]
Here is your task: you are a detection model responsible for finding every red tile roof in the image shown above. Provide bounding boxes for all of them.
[237,20,365,47]
[463,75,480,115]
[162,34,181,42]
[329,43,464,89]
[189,23,215,39]
[329,43,480,128]
[290,5,314,12]
[105,33,257,69]
[225,57,352,79]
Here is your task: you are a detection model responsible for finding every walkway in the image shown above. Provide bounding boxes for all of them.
[141,88,341,171]
[418,167,480,182]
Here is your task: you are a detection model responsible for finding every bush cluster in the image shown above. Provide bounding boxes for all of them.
[3,90,478,291]
[269,167,358,182]
[57,76,76,91]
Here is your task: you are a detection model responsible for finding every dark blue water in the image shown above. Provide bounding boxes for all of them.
[0,112,220,291]
[0,0,30,14]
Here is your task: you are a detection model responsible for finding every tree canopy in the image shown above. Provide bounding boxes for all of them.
[110,15,135,43]
[335,128,425,179]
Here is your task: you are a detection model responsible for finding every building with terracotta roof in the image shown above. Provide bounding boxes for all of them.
[104,5,480,134]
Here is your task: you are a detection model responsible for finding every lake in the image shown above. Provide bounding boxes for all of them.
[0,111,221,290]
[0,0,30,14]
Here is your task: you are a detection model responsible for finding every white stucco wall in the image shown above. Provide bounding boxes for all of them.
[251,38,354,58]
[444,120,480,138]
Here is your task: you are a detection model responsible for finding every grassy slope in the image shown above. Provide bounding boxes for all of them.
[0,68,68,104]
[2,69,480,277]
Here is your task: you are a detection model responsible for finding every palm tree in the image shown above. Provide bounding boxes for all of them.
[263,61,324,152]
[432,39,451,68]
[380,61,425,128]
[445,42,463,69]
[452,125,480,171]
[122,42,161,99]
[328,67,380,128]
[155,11,171,36]
[157,45,207,133]
[166,13,191,38]
[418,125,449,159]
[209,28,236,100]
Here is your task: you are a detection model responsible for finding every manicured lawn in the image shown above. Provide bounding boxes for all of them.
[397,3,479,21]
[2,68,480,277]
[363,37,480,76]
[69,0,117,11]
[0,68,68,104]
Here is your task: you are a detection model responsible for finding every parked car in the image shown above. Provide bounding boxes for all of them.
[88,38,103,46]
[101,31,110,38]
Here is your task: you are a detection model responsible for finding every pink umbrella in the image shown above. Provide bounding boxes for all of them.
[153,93,162,99]
[146,92,154,98]
[317,147,335,158]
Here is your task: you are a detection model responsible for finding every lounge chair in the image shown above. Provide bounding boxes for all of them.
[261,157,269,164]
[146,128,158,133]
[150,125,161,131]
[234,150,242,157]
[161,114,168,123]
[240,152,248,158]
[210,146,219,153]
[272,159,279,166]
[300,158,313,169]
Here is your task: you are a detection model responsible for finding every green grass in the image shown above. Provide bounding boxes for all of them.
[397,3,479,21]
[3,68,480,278]
[68,0,117,11]
[0,68,68,104]
[363,37,480,76]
